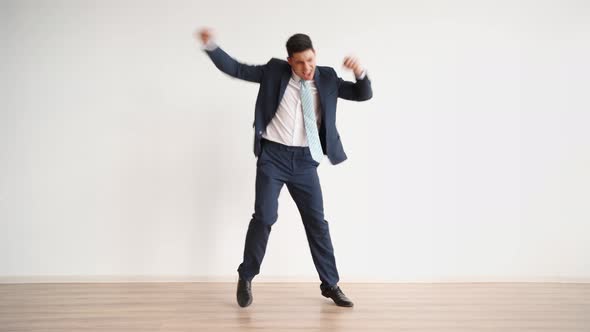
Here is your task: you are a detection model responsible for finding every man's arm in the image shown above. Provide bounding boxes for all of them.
[337,56,373,101]
[196,28,265,83]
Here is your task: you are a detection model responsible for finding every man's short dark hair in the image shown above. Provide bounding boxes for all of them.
[286,33,314,57]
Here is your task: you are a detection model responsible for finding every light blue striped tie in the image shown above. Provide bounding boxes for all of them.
[300,79,323,163]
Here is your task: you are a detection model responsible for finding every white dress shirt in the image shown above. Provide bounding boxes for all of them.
[262,71,322,146]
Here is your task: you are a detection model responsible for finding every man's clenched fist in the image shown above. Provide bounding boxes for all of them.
[343,56,364,78]
[195,28,213,46]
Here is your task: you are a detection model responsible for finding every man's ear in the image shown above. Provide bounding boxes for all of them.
[287,57,292,66]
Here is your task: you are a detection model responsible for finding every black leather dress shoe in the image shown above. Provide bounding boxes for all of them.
[321,285,354,307]
[236,279,253,307]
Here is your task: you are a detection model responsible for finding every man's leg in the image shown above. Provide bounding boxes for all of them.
[286,152,354,307]
[286,159,339,291]
[237,146,286,282]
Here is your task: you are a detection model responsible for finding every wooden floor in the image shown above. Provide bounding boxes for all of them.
[1,282,589,331]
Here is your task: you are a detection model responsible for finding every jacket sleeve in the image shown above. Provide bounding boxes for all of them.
[337,72,373,101]
[204,46,266,83]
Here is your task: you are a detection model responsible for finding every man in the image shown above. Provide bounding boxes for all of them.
[196,28,372,307]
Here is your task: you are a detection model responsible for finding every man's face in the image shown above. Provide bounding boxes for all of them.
[287,49,316,81]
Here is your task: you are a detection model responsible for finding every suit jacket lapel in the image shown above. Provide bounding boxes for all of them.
[313,68,327,120]
[277,69,291,107]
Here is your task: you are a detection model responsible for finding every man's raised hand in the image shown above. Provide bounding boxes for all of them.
[195,28,214,46]
[343,56,364,78]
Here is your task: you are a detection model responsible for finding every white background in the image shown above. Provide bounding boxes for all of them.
[1,0,589,282]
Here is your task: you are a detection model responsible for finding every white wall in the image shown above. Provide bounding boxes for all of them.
[1,0,589,282]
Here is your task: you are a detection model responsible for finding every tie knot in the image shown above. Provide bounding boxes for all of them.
[300,79,308,88]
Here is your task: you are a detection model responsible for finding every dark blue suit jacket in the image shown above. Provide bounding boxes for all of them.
[204,46,373,165]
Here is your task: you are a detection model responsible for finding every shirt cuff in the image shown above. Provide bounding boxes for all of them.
[356,69,367,80]
[202,40,218,52]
